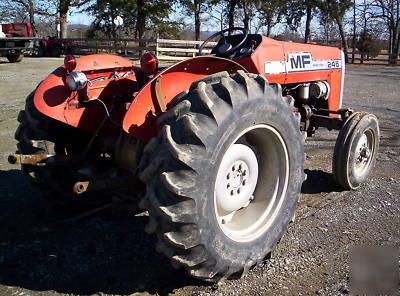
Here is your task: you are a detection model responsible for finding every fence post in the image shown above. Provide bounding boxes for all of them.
[155,33,159,59]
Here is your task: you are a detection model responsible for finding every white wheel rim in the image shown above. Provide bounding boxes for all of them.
[214,124,289,243]
[353,129,374,179]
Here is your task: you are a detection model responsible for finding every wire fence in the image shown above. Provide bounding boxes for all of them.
[59,38,399,65]
[60,38,217,62]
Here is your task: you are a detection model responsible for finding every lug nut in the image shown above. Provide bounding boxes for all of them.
[232,165,235,171]
[237,189,240,194]
[243,170,247,176]
[227,173,230,179]
[242,180,246,185]
[230,190,234,195]
[361,148,371,158]
[227,183,230,189]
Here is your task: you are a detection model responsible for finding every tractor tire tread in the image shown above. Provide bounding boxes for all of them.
[139,70,304,281]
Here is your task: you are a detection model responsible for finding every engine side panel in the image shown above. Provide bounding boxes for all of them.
[235,36,344,113]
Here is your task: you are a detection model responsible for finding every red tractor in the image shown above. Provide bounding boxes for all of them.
[9,28,379,281]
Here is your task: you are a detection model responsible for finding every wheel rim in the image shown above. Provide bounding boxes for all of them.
[353,129,375,179]
[214,124,289,243]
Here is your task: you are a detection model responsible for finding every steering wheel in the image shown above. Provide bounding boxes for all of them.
[198,27,248,56]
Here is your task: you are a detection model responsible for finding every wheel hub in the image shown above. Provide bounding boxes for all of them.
[214,124,289,243]
[356,134,371,164]
[227,160,248,194]
[215,144,258,213]
[353,130,375,179]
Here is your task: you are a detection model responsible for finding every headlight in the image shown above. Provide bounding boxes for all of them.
[66,71,87,91]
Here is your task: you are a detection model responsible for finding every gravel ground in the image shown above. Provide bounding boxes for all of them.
[0,57,399,296]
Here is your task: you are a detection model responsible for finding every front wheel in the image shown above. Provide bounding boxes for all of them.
[332,112,380,189]
[7,53,23,63]
[139,71,304,281]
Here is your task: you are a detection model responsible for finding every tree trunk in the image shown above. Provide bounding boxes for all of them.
[304,5,312,43]
[111,8,117,39]
[337,18,349,63]
[266,20,272,37]
[136,0,146,53]
[352,0,356,63]
[59,0,69,39]
[194,0,201,40]
[389,24,399,65]
[228,0,237,34]
[27,0,36,36]
[242,2,250,31]
[60,15,68,38]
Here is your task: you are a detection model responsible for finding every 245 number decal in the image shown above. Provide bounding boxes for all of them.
[327,60,341,68]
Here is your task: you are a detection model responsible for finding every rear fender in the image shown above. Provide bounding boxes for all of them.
[122,56,246,141]
[33,54,136,135]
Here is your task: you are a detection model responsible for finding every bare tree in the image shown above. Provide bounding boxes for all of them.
[284,0,319,43]
[318,0,353,62]
[58,0,92,38]
[0,0,56,36]
[180,0,208,40]
[253,0,285,36]
[206,1,226,31]
[367,0,400,64]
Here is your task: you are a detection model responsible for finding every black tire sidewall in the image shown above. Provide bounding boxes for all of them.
[7,53,23,63]
[346,114,379,189]
[191,96,303,266]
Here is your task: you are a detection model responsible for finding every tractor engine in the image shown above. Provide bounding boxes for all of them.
[283,80,331,135]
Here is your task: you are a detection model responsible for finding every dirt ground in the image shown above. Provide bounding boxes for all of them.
[0,57,399,296]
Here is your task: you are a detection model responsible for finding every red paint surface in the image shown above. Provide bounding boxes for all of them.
[34,38,344,142]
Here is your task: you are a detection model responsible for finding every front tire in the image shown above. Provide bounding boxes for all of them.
[7,53,23,63]
[332,112,379,189]
[139,71,304,281]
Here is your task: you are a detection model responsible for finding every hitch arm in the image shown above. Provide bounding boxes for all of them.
[8,154,79,165]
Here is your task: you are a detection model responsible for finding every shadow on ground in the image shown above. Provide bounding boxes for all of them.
[0,169,207,295]
[301,169,342,194]
[0,168,342,295]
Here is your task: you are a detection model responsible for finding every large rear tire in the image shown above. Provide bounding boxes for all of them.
[15,92,94,202]
[139,71,304,281]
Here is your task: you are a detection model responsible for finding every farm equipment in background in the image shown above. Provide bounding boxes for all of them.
[36,36,77,57]
[0,23,37,62]
[9,27,379,281]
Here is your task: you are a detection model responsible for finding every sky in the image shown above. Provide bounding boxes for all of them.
[67,5,317,37]
[68,6,182,26]
[69,7,94,25]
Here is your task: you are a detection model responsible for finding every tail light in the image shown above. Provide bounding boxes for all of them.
[64,54,76,72]
[140,52,158,74]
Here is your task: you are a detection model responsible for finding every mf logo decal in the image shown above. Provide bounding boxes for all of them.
[289,52,312,69]
[264,52,342,74]
[286,52,342,72]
